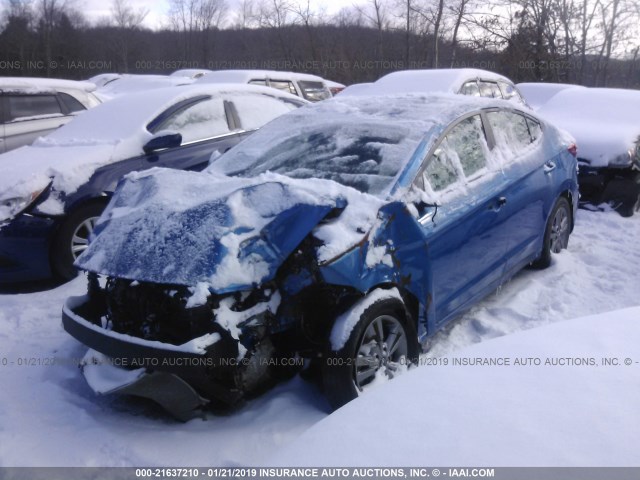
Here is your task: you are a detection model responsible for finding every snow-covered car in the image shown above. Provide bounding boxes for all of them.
[536,87,640,216]
[89,74,195,101]
[195,70,333,102]
[169,69,215,79]
[0,77,101,153]
[342,68,529,107]
[0,84,306,283]
[62,93,578,420]
[516,82,585,110]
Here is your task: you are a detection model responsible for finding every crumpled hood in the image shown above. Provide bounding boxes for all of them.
[76,168,348,292]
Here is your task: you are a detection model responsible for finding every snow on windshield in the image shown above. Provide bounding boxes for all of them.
[209,94,478,195]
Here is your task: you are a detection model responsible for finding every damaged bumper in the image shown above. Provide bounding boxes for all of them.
[62,295,244,421]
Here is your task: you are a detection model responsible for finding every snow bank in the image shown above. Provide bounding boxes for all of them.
[275,306,640,467]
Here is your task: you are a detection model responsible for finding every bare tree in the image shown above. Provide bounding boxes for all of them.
[169,0,227,64]
[110,0,148,72]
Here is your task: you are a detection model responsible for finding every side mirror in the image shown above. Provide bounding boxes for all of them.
[143,131,182,154]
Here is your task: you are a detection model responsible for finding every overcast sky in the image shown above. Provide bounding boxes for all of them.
[77,0,366,29]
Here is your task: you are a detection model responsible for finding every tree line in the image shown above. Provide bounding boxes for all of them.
[0,0,638,87]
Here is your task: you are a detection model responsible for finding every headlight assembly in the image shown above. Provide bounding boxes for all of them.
[0,187,48,224]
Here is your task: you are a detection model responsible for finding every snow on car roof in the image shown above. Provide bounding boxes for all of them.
[169,69,215,78]
[347,68,514,96]
[0,76,97,93]
[537,87,640,166]
[516,82,585,110]
[196,69,328,84]
[42,83,297,145]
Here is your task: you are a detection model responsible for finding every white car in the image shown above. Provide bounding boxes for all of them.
[0,77,101,153]
[196,69,333,102]
[343,68,529,107]
[516,82,586,110]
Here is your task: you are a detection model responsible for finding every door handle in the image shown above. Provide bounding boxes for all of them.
[544,161,557,174]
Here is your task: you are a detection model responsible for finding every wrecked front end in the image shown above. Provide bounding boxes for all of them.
[62,169,386,420]
[63,276,290,421]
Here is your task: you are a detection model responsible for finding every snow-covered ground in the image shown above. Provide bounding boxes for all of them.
[0,208,638,466]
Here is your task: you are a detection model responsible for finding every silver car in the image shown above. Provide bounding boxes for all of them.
[0,77,101,153]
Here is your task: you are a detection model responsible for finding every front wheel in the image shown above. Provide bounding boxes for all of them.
[530,196,571,269]
[322,296,419,411]
[51,203,105,280]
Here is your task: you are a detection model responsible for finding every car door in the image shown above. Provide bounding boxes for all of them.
[484,110,549,273]
[143,96,239,172]
[416,114,511,325]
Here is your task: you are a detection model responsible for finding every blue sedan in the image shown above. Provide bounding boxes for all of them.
[0,84,306,283]
[62,93,578,419]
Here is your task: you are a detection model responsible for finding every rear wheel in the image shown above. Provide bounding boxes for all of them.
[618,172,640,217]
[322,296,418,411]
[51,203,105,280]
[531,196,571,269]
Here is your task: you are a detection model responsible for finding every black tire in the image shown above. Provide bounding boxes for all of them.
[530,196,572,270]
[618,172,640,218]
[322,296,419,411]
[51,203,106,280]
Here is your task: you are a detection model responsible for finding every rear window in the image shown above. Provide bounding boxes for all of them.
[299,81,332,102]
[58,92,86,113]
[6,95,63,122]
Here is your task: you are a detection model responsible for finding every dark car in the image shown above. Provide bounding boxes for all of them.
[533,87,640,216]
[63,93,578,420]
[0,84,306,283]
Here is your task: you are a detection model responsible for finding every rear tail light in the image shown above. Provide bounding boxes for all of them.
[567,143,577,157]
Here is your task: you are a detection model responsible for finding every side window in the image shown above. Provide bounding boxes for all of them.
[446,115,488,177]
[526,116,542,142]
[269,80,298,96]
[461,81,480,96]
[423,141,460,192]
[479,81,502,99]
[7,95,62,122]
[498,81,516,101]
[487,111,535,151]
[229,94,299,131]
[423,115,488,191]
[58,92,87,113]
[152,97,230,143]
[248,79,267,86]
[498,81,526,105]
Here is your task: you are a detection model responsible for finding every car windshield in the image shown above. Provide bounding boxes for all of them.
[208,94,453,195]
[209,121,418,195]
